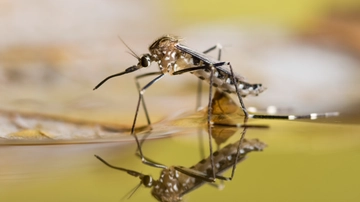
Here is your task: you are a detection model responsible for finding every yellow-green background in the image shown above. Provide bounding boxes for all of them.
[1,0,360,202]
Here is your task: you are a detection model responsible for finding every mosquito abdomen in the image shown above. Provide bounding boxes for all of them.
[192,138,266,175]
[192,69,265,97]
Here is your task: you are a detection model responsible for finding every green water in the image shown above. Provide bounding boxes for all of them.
[2,117,359,202]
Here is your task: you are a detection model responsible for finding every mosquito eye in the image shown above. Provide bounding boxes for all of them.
[140,56,151,67]
[142,175,153,187]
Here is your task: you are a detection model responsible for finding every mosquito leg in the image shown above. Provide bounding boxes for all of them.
[175,65,218,180]
[249,112,340,120]
[174,166,216,183]
[135,71,163,126]
[173,66,209,75]
[135,129,166,167]
[196,44,223,111]
[207,66,216,180]
[138,130,152,149]
[197,128,205,159]
[134,152,167,169]
[134,130,168,176]
[176,166,226,198]
[94,155,145,176]
[202,43,223,60]
[174,164,233,186]
[131,74,167,169]
[174,64,234,180]
[130,130,153,159]
[174,65,221,180]
[197,45,223,160]
[196,79,202,111]
[224,62,249,123]
[206,181,225,190]
[212,60,250,180]
[229,126,247,180]
[134,72,163,160]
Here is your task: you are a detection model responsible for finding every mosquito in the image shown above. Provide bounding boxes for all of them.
[94,135,266,202]
[93,35,267,178]
[93,35,339,180]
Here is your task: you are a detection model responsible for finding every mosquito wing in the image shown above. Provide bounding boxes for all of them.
[175,43,246,81]
[175,43,220,65]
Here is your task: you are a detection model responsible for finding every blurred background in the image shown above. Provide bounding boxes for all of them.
[1,0,360,201]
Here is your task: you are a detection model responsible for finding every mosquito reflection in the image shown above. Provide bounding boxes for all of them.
[140,89,337,181]
[95,134,266,202]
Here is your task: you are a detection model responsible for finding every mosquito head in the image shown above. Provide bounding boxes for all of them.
[138,54,152,68]
[140,175,154,187]
[94,155,157,199]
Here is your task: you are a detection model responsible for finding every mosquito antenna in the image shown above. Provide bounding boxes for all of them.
[128,182,143,199]
[118,36,140,60]
[120,182,143,201]
[125,50,140,60]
